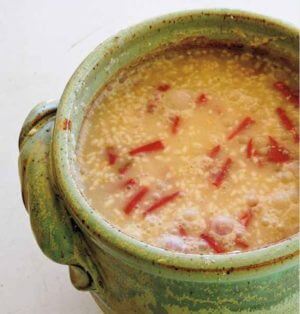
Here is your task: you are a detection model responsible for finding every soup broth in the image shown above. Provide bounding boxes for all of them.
[77,47,299,254]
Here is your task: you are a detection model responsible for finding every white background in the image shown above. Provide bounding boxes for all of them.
[0,1,299,313]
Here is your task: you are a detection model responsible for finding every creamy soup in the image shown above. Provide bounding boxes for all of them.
[77,47,299,254]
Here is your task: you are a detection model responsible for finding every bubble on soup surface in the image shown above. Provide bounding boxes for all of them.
[210,215,235,235]
[179,209,207,235]
[182,207,198,221]
[197,238,210,250]
[276,170,294,183]
[269,189,297,208]
[245,193,259,207]
[160,234,187,252]
[165,89,193,110]
[189,237,210,251]
[210,215,245,238]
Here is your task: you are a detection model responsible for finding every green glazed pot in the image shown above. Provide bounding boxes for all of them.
[19,10,299,313]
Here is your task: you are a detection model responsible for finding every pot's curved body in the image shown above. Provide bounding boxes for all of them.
[19,10,299,313]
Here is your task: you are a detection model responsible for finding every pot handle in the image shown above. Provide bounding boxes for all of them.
[18,100,104,292]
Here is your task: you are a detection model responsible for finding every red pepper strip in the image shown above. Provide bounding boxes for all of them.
[146,100,156,113]
[129,140,165,156]
[212,158,233,188]
[106,146,118,165]
[124,186,149,215]
[267,136,291,163]
[143,191,180,216]
[157,83,171,92]
[239,209,253,227]
[274,81,299,108]
[208,145,221,158]
[235,237,249,249]
[227,117,255,140]
[196,93,208,106]
[118,161,132,175]
[170,115,181,134]
[178,225,188,237]
[246,138,253,158]
[274,81,291,97]
[201,234,225,253]
[120,178,137,189]
[276,107,299,143]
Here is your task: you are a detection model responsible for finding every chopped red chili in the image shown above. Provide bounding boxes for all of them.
[266,136,291,163]
[246,138,253,159]
[124,186,149,215]
[227,117,255,140]
[121,178,137,189]
[178,225,188,237]
[170,115,181,134]
[208,145,221,158]
[201,233,225,253]
[143,191,180,216]
[196,93,208,106]
[239,209,253,227]
[106,146,118,165]
[274,81,290,96]
[118,161,132,175]
[212,157,233,188]
[129,140,165,156]
[157,83,171,92]
[273,81,299,108]
[235,237,249,249]
[276,107,299,142]
[146,100,157,113]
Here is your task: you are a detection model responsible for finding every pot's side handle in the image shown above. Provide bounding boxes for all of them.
[18,100,104,292]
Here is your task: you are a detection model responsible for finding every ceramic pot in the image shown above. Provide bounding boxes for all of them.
[19,10,299,313]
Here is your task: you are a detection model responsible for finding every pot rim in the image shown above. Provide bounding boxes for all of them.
[52,9,299,271]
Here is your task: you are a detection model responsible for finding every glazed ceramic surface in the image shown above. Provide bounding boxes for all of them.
[19,10,299,313]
